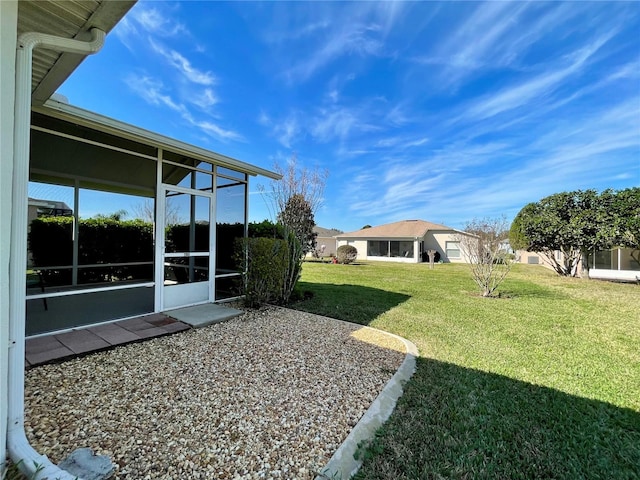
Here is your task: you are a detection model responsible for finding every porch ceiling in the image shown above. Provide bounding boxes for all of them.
[17,0,136,106]
[32,100,281,181]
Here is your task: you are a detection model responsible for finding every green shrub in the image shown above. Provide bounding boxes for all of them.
[235,237,290,308]
[337,244,358,264]
[248,220,285,239]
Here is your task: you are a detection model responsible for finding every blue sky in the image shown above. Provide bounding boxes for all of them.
[56,1,640,233]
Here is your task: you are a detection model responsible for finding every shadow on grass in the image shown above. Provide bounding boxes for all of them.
[291,281,410,326]
[355,356,640,480]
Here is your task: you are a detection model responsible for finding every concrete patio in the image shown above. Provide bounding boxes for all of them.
[25,303,242,367]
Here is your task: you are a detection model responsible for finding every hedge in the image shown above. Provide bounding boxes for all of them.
[28,218,282,284]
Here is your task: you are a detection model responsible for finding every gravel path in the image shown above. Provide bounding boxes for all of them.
[25,307,406,479]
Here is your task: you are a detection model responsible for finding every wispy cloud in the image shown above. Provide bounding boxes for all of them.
[258,111,301,149]
[149,39,215,85]
[452,30,619,123]
[267,2,406,84]
[102,2,639,232]
[189,88,218,110]
[412,3,602,92]
[341,92,639,228]
[311,105,382,143]
[130,5,188,37]
[187,117,243,142]
[125,75,185,114]
[284,24,384,83]
[114,4,189,49]
[125,74,241,142]
[114,3,243,144]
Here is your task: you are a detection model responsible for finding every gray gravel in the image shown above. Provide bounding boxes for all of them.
[25,306,406,479]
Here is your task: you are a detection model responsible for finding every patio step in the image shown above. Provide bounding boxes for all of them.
[163,303,242,328]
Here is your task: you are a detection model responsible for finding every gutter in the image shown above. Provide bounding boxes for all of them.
[8,28,105,480]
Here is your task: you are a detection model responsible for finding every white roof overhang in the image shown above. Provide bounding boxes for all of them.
[17,0,137,106]
[32,99,281,186]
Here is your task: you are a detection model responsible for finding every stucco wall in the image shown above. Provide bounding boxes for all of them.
[427,231,470,263]
[1,0,18,470]
[337,238,420,263]
[315,236,337,256]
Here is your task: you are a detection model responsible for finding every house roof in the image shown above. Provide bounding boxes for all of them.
[314,226,343,237]
[337,220,456,239]
[18,0,136,106]
[28,197,72,212]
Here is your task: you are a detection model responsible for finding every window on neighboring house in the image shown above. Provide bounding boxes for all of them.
[528,256,539,264]
[593,250,613,269]
[390,240,414,258]
[367,240,388,257]
[446,241,460,258]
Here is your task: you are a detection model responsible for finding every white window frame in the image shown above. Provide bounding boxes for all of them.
[446,241,461,259]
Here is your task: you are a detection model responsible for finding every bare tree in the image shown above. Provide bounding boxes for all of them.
[259,155,328,304]
[131,199,180,225]
[456,216,514,297]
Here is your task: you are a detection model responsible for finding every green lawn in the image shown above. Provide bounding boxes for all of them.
[291,261,640,479]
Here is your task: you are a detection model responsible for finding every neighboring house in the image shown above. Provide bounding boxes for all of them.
[336,219,473,264]
[1,2,280,477]
[514,250,557,267]
[310,226,342,257]
[26,197,72,268]
[588,248,639,282]
[27,197,72,224]
[515,248,639,282]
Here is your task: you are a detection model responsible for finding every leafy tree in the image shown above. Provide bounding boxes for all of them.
[510,189,624,277]
[93,209,128,221]
[277,194,316,254]
[258,155,328,304]
[456,216,513,297]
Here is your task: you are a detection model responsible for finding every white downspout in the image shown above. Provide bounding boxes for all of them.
[8,28,105,480]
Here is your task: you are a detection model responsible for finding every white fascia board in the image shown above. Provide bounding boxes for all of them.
[34,99,282,180]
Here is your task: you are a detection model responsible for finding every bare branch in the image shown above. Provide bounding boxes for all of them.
[456,216,514,297]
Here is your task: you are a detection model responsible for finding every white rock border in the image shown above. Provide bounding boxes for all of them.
[315,325,418,480]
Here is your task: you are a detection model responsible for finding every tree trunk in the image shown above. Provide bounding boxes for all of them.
[428,249,437,269]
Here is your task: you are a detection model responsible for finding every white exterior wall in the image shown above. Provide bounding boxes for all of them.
[337,238,419,263]
[1,1,18,470]
[336,239,368,260]
[314,236,338,257]
[429,231,471,263]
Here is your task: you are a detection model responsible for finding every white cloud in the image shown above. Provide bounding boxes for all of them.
[311,107,366,143]
[125,73,241,143]
[149,39,215,85]
[275,114,302,149]
[189,88,218,110]
[189,118,243,142]
[131,6,188,37]
[456,30,619,123]
[125,75,186,114]
[285,23,384,83]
